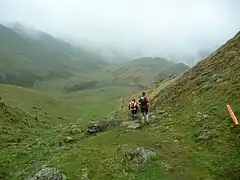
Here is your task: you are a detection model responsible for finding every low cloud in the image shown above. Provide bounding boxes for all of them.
[1,0,240,63]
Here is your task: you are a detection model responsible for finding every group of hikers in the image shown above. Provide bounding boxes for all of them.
[128,91,150,124]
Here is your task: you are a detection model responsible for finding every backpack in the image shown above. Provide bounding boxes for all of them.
[130,102,136,109]
[139,96,148,106]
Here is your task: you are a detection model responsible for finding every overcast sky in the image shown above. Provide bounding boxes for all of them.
[1,0,240,61]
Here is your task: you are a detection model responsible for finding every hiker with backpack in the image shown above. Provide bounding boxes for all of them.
[138,91,150,124]
[128,99,138,120]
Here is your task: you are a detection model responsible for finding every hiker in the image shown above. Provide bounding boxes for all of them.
[128,99,138,120]
[138,91,149,124]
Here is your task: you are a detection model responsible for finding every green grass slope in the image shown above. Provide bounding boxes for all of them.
[0,84,137,179]
[0,100,38,149]
[148,31,240,179]
[0,84,131,125]
[0,84,80,124]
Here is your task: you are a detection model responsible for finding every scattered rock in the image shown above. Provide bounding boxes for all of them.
[32,106,42,110]
[64,136,74,143]
[201,84,212,90]
[216,78,223,83]
[197,111,202,115]
[210,74,224,83]
[87,128,97,134]
[121,121,134,127]
[197,130,217,140]
[81,168,89,180]
[203,114,209,118]
[86,119,122,134]
[29,167,66,180]
[69,125,82,134]
[127,122,141,129]
[125,147,157,164]
[162,163,174,172]
[191,91,196,95]
[173,139,179,143]
[211,74,219,80]
[57,116,65,120]
[86,123,108,134]
[158,110,165,114]
[154,125,161,130]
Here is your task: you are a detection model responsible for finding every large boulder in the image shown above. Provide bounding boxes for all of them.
[29,167,66,180]
[125,147,157,164]
[127,122,141,129]
[86,119,122,134]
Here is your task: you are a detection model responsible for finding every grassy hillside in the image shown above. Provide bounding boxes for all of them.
[0,100,38,149]
[0,83,138,179]
[147,31,240,179]
[0,84,135,124]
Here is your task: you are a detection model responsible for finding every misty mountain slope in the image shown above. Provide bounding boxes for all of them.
[0,23,188,93]
[105,57,189,88]
[0,24,104,87]
[44,57,189,93]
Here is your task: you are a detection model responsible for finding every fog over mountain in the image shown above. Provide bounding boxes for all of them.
[1,0,239,65]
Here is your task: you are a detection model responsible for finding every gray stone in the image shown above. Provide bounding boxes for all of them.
[197,111,202,115]
[197,130,216,140]
[69,126,82,134]
[203,114,209,118]
[87,119,122,134]
[154,125,161,130]
[121,121,134,127]
[158,110,165,114]
[127,123,141,129]
[216,78,223,83]
[81,168,89,180]
[211,74,219,79]
[202,84,212,90]
[30,167,66,180]
[125,147,157,164]
[198,133,210,140]
[65,136,74,143]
